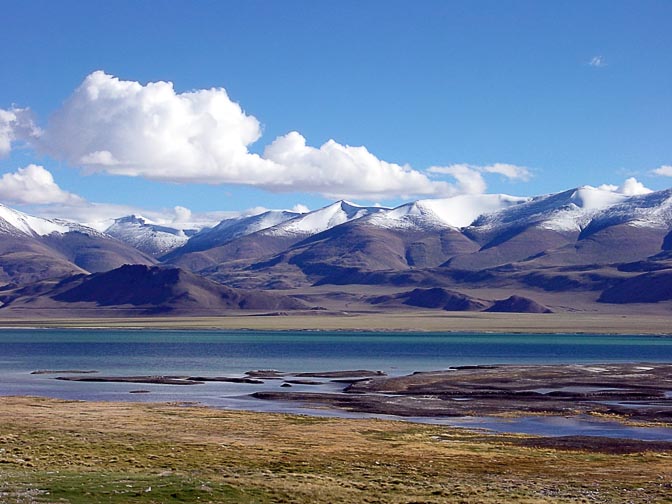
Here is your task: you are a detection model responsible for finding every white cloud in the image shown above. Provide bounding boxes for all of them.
[617,177,652,196]
[427,162,532,194]
[652,165,672,177]
[589,55,606,68]
[41,71,275,183]
[171,205,192,224]
[482,163,532,181]
[263,131,453,199]
[598,177,652,196]
[427,164,486,194]
[35,72,459,199]
[0,107,41,157]
[26,71,535,200]
[0,165,84,205]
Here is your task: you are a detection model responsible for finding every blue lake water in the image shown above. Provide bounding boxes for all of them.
[2,329,672,440]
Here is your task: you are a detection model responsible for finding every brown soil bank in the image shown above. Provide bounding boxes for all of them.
[253,363,672,421]
[1,396,671,503]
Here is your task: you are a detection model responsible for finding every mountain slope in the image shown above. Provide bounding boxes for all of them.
[0,204,155,286]
[171,210,301,256]
[105,215,194,256]
[0,264,309,316]
[165,201,387,273]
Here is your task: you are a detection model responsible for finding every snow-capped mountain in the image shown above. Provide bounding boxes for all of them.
[262,200,387,237]
[585,188,672,231]
[105,215,195,256]
[0,204,155,286]
[181,209,302,254]
[463,186,672,243]
[365,194,529,231]
[0,203,101,237]
[466,186,632,236]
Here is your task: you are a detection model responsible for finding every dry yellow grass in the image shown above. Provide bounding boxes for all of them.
[1,396,671,503]
[1,310,671,334]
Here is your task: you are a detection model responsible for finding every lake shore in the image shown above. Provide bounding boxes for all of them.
[1,395,671,504]
[1,310,671,334]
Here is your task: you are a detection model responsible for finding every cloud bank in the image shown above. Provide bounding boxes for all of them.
[0,164,302,231]
[7,71,524,199]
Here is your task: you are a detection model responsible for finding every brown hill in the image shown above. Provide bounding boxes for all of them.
[485,295,553,313]
[0,264,308,316]
[598,270,672,304]
[370,287,487,311]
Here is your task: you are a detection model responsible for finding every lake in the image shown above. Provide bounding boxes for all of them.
[2,329,672,440]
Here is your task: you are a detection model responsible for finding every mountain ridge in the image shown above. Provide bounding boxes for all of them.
[1,183,671,316]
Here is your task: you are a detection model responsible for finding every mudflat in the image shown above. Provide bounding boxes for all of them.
[1,310,672,334]
[1,396,672,503]
[253,363,672,421]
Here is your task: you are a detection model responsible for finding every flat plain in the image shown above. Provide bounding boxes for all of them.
[1,396,672,503]
[1,310,672,334]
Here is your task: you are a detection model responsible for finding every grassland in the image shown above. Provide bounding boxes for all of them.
[1,396,671,503]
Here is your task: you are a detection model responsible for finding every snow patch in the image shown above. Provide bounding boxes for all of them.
[368,194,528,230]
[0,203,72,236]
[264,201,386,237]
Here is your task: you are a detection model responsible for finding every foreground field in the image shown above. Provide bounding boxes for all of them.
[1,311,672,334]
[1,397,671,503]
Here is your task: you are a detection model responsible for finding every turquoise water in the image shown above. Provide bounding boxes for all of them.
[2,329,672,376]
[2,329,672,440]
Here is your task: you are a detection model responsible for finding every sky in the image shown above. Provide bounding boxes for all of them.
[0,0,670,229]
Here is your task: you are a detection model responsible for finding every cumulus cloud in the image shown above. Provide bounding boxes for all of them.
[589,56,606,68]
[617,177,652,196]
[427,162,532,194]
[0,165,84,205]
[598,177,652,196]
[652,165,672,177]
[25,71,535,200]
[34,72,471,199]
[171,205,192,223]
[0,107,41,157]
[263,131,453,198]
[41,71,276,183]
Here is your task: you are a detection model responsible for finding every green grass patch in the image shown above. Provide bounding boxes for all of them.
[2,471,268,504]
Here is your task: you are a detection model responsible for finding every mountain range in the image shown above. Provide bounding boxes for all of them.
[1,184,672,317]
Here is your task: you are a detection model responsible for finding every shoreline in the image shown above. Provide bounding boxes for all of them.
[1,311,672,335]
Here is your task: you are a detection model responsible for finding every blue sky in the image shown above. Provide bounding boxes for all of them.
[0,0,670,227]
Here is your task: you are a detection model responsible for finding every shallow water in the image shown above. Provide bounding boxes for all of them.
[2,329,672,441]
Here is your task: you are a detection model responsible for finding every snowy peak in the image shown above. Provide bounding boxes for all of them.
[366,194,529,230]
[182,209,302,252]
[105,215,191,256]
[113,214,152,226]
[569,186,628,210]
[587,188,672,230]
[208,210,302,237]
[263,200,387,237]
[469,186,671,234]
[0,203,80,237]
